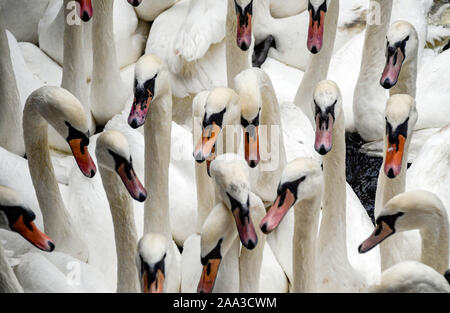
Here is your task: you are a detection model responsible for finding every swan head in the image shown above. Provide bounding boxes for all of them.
[210,154,258,250]
[127,0,142,7]
[96,131,147,202]
[27,86,97,178]
[136,234,167,293]
[383,94,417,179]
[380,21,418,89]
[235,69,262,168]
[307,0,331,53]
[359,190,446,254]
[193,87,240,174]
[0,186,55,252]
[75,0,93,22]
[260,158,323,234]
[128,55,168,129]
[312,80,342,155]
[234,0,254,51]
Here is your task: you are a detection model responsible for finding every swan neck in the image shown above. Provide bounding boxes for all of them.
[23,101,87,261]
[389,56,417,98]
[0,244,23,293]
[420,209,449,274]
[319,115,348,258]
[255,78,287,202]
[144,86,173,243]
[62,0,91,126]
[226,0,250,88]
[294,0,339,121]
[99,167,140,293]
[376,136,410,270]
[293,196,321,292]
[0,28,23,155]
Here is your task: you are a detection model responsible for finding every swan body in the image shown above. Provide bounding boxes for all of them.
[134,0,179,21]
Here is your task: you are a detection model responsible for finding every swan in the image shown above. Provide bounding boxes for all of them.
[197,154,263,293]
[0,185,55,293]
[294,0,339,123]
[0,27,24,156]
[359,190,450,292]
[23,86,97,261]
[95,130,147,293]
[48,0,96,152]
[260,157,323,292]
[234,67,287,203]
[89,0,134,126]
[375,94,422,270]
[127,55,181,293]
[306,81,379,291]
[145,0,253,125]
[181,88,244,293]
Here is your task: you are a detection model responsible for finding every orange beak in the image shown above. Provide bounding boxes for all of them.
[194,123,222,163]
[358,221,395,254]
[384,134,406,179]
[260,189,296,234]
[142,269,165,293]
[12,215,55,252]
[68,138,97,178]
[244,125,260,168]
[197,258,221,293]
[236,13,253,51]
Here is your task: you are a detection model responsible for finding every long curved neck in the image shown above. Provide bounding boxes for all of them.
[293,196,321,292]
[0,244,23,293]
[226,0,250,88]
[375,136,411,270]
[0,28,24,155]
[144,81,173,244]
[318,113,349,266]
[62,0,92,131]
[389,54,417,98]
[23,102,87,261]
[353,0,392,140]
[256,76,287,202]
[99,167,140,293]
[239,193,266,293]
[91,0,128,125]
[420,210,449,274]
[294,0,339,122]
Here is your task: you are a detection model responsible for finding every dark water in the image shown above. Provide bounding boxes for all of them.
[345,132,382,224]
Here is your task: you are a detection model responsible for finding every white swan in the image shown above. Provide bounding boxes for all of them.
[261,157,323,292]
[96,130,146,293]
[310,81,379,291]
[197,154,263,293]
[23,86,97,261]
[294,0,339,123]
[0,185,55,293]
[127,55,181,293]
[234,67,287,203]
[269,0,307,18]
[359,190,450,292]
[375,94,421,270]
[0,27,24,156]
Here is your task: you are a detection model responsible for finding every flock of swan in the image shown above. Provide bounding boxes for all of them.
[0,0,450,293]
